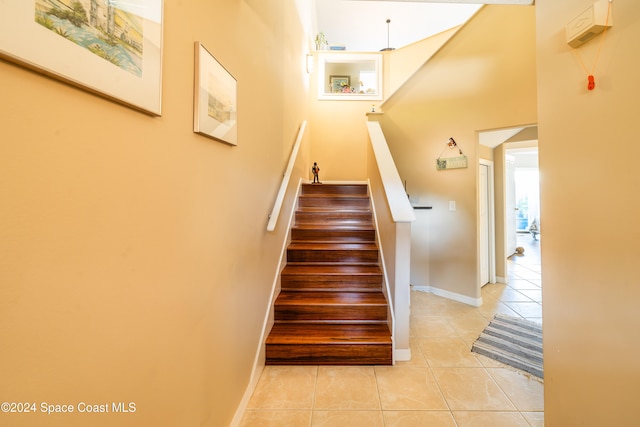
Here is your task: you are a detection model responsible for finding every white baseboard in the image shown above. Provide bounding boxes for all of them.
[394,348,411,362]
[412,285,483,307]
[496,276,508,284]
[230,365,264,427]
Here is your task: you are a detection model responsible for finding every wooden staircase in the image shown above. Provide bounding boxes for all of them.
[265,183,393,365]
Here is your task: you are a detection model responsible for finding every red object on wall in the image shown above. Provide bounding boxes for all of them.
[588,75,595,91]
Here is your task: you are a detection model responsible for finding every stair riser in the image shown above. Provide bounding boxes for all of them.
[266,344,392,365]
[282,275,382,284]
[295,211,372,222]
[301,185,368,197]
[298,198,370,209]
[287,249,379,263]
[291,229,375,242]
[275,305,388,321]
[281,276,382,291]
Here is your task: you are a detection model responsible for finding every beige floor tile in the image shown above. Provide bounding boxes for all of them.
[411,316,456,338]
[314,366,380,410]
[475,353,510,368]
[383,410,457,427]
[452,411,531,427]
[487,368,544,411]
[239,409,312,427]
[375,366,448,410]
[477,300,521,320]
[408,290,432,316]
[503,301,542,318]
[494,288,537,302]
[432,368,516,411]
[481,283,507,298]
[519,289,542,303]
[417,337,482,368]
[447,311,490,339]
[312,410,384,427]
[521,411,545,427]
[511,270,542,281]
[395,340,428,367]
[248,366,317,409]
[507,279,541,291]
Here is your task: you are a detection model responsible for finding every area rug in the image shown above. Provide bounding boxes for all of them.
[472,314,543,378]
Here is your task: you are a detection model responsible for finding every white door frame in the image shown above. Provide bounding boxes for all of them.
[479,159,496,286]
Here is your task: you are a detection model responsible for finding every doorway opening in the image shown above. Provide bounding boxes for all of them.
[478,125,540,284]
[479,125,542,323]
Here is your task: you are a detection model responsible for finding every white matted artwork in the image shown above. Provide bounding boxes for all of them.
[0,0,164,116]
[193,42,237,146]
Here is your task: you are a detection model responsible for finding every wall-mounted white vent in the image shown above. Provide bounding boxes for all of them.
[566,0,613,48]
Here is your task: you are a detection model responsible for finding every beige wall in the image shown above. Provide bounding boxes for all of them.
[536,0,640,425]
[386,26,460,96]
[376,5,537,300]
[308,52,374,181]
[493,143,507,278]
[0,1,311,425]
[308,92,371,181]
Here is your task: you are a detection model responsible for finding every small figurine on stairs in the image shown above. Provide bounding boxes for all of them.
[312,162,321,184]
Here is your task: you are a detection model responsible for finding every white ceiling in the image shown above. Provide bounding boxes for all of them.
[478,127,525,148]
[316,0,534,52]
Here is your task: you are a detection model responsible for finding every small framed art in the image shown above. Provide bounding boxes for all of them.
[193,41,237,146]
[329,75,350,93]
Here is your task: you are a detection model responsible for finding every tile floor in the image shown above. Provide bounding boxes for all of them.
[240,234,543,427]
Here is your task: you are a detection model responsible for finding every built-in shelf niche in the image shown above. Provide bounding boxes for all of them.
[317,53,382,101]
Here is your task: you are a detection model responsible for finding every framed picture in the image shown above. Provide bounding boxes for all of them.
[330,75,350,92]
[0,1,164,116]
[193,42,237,146]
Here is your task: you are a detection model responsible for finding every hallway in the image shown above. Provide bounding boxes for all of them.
[240,234,543,426]
[496,232,542,324]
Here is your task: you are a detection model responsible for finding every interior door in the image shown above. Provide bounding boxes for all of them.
[479,163,490,286]
[505,154,517,257]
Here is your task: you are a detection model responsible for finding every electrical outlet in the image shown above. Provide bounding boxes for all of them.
[449,201,456,211]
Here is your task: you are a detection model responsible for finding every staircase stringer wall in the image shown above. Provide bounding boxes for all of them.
[367,181,397,363]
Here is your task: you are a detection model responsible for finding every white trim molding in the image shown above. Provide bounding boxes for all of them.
[412,285,483,307]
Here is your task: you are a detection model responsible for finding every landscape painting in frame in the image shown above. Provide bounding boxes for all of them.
[194,42,238,146]
[0,0,163,115]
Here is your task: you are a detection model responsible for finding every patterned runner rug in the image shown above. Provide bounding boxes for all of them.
[472,314,543,378]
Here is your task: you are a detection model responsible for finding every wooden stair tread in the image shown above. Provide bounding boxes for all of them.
[266,183,391,365]
[267,323,391,345]
[276,291,387,305]
[292,224,374,230]
[296,206,371,212]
